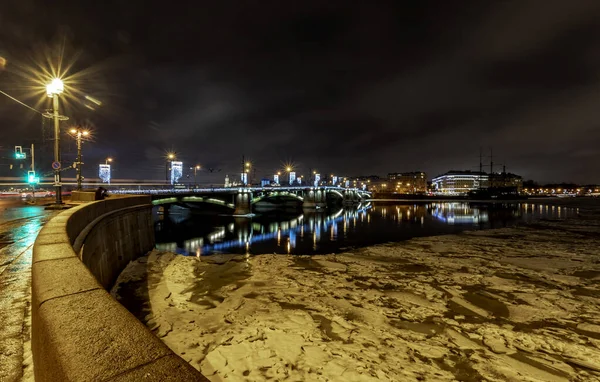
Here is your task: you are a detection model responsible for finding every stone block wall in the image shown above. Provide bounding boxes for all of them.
[31,196,206,381]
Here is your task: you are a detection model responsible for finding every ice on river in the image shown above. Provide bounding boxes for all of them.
[112,216,600,381]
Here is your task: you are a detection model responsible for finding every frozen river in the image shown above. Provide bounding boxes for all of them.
[114,198,600,381]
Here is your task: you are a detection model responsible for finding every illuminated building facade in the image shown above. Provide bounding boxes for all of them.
[351,175,379,190]
[366,180,389,193]
[388,172,427,194]
[99,164,111,184]
[170,161,183,185]
[432,171,488,195]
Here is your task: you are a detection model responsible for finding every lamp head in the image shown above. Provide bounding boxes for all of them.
[46,78,64,96]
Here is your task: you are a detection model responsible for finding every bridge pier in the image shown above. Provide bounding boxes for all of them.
[234,190,253,215]
[343,189,360,205]
[158,204,170,219]
[303,188,327,210]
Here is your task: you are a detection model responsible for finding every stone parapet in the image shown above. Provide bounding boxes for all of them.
[32,195,206,381]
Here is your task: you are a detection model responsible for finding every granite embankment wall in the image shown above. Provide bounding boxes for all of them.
[31,196,206,381]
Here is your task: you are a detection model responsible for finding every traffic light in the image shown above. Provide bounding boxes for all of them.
[27,171,39,184]
[15,146,26,159]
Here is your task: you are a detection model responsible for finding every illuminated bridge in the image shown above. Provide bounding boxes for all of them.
[113,186,371,215]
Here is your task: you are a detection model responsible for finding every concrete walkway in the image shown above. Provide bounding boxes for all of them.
[0,200,55,381]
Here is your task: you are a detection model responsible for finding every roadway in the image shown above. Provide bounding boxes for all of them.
[0,199,56,381]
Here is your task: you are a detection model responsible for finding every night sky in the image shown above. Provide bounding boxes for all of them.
[1,1,600,184]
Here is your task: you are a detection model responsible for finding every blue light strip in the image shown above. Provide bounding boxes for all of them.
[157,203,372,256]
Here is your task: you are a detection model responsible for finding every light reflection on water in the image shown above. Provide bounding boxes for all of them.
[154,202,577,257]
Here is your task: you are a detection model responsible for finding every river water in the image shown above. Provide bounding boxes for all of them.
[154,201,579,257]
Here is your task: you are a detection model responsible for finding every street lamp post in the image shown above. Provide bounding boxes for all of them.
[286,166,292,185]
[166,153,175,184]
[104,157,113,185]
[192,165,200,187]
[69,128,89,191]
[245,162,251,186]
[46,78,64,204]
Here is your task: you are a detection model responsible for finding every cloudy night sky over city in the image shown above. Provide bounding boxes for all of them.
[1,0,600,184]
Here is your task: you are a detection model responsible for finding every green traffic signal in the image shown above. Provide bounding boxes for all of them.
[27,171,39,184]
[15,146,26,159]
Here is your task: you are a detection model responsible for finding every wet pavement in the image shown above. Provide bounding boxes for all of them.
[0,199,56,382]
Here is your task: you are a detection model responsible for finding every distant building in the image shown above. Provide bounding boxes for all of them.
[432,171,488,195]
[350,175,380,190]
[387,172,427,194]
[365,179,389,193]
[489,171,523,192]
[587,186,600,196]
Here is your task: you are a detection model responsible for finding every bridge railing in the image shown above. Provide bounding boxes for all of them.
[111,186,371,195]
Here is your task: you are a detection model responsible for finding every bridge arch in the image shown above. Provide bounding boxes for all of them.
[152,197,179,206]
[152,196,235,210]
[326,189,344,199]
[251,191,304,204]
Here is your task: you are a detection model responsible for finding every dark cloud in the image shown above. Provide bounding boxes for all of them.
[1,0,600,184]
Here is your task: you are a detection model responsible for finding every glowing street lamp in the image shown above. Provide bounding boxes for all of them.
[191,165,201,186]
[46,78,64,96]
[47,78,65,204]
[105,157,113,165]
[69,127,90,190]
[242,161,251,186]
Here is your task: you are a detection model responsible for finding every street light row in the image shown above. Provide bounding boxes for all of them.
[165,155,346,188]
[165,153,344,187]
[46,77,64,205]
[45,77,115,199]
